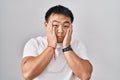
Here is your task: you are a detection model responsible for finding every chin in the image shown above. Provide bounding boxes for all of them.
[57,40,63,43]
[57,41,63,43]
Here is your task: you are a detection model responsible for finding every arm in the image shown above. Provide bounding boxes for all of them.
[21,21,57,80]
[64,50,93,80]
[62,25,93,80]
[22,47,55,80]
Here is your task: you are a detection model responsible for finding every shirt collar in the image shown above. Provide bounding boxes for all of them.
[56,43,62,49]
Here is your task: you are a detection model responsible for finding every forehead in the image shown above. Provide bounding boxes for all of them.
[48,13,71,23]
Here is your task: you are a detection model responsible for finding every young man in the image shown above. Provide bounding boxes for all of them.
[21,5,93,80]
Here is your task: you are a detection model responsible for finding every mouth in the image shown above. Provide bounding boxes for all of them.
[57,36,64,39]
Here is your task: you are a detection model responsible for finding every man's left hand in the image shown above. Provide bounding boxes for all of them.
[62,25,73,48]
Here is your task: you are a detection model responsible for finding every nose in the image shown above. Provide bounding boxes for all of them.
[58,26,63,33]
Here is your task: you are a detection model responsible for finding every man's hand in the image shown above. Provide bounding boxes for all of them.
[62,25,73,48]
[46,21,57,48]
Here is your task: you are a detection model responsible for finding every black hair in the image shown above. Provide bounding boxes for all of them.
[45,5,74,23]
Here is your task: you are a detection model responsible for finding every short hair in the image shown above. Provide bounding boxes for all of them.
[45,5,74,23]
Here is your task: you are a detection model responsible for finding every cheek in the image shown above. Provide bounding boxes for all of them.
[63,29,67,35]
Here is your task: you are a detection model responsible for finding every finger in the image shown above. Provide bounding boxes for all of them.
[46,23,49,31]
[69,24,73,35]
[47,21,52,30]
[70,24,73,30]
[49,21,53,30]
[53,25,56,33]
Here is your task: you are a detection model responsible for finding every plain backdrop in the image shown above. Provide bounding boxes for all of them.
[0,0,120,80]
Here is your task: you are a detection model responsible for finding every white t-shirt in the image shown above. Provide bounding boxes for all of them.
[23,36,89,80]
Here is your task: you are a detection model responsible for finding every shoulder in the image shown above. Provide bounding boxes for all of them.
[36,36,47,43]
[28,36,47,43]
[25,36,47,47]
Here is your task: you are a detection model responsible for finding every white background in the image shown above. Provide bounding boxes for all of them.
[0,0,120,80]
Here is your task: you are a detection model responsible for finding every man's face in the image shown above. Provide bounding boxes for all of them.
[45,13,72,43]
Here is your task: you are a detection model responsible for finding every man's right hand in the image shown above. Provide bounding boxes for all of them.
[46,21,57,48]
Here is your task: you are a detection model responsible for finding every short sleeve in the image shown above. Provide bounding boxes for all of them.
[23,38,38,58]
[73,40,89,60]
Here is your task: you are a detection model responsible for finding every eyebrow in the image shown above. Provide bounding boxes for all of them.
[63,21,70,24]
[52,20,60,23]
[52,20,70,24]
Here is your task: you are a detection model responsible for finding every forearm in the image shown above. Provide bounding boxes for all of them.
[22,47,54,80]
[64,51,93,80]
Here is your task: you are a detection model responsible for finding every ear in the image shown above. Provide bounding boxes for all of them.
[44,21,47,27]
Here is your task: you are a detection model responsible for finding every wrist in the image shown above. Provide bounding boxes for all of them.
[48,46,56,59]
[62,45,73,52]
[48,44,57,48]
[62,44,70,48]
